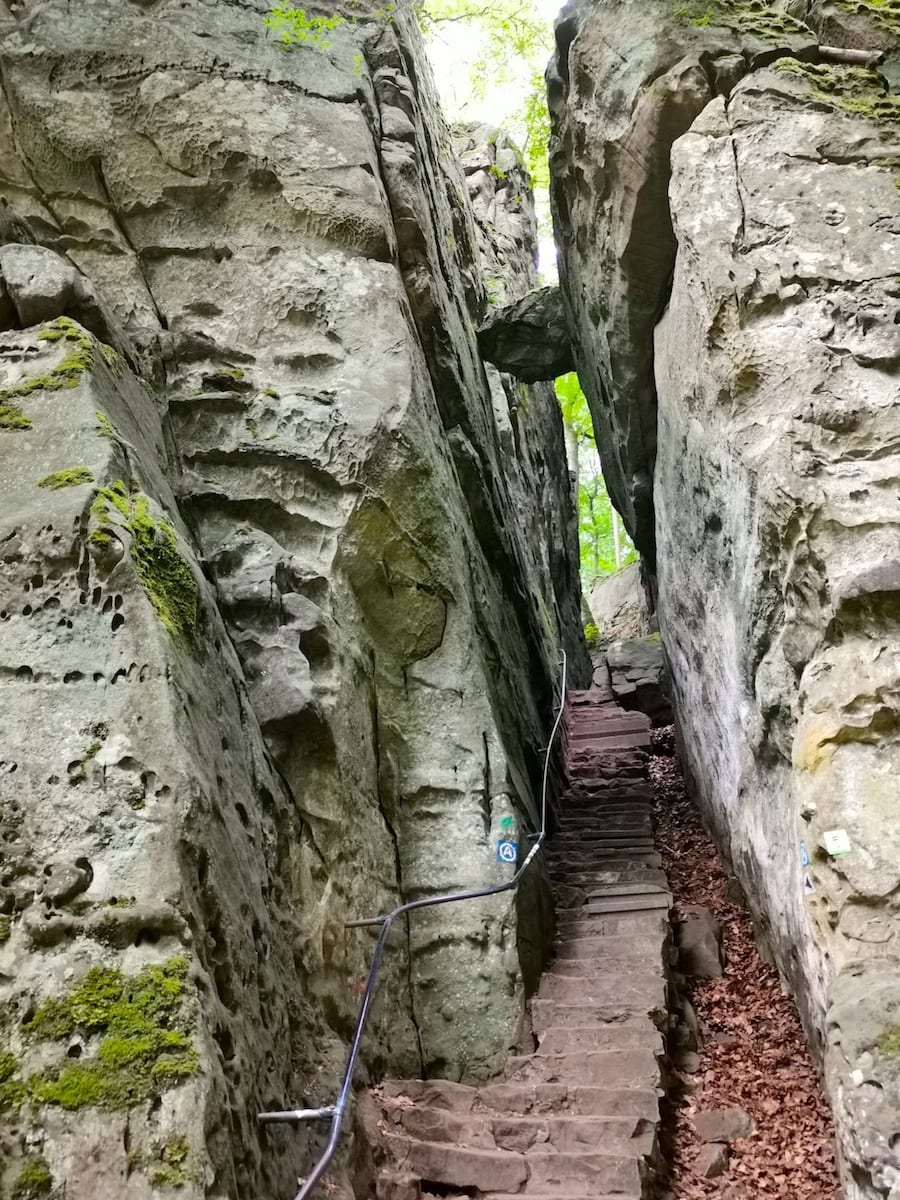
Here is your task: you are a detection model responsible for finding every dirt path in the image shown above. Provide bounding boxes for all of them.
[650,728,841,1200]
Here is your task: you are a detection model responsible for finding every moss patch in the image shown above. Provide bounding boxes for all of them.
[92,482,198,644]
[673,0,810,38]
[12,1157,52,1199]
[878,1024,900,1055]
[0,914,10,942]
[0,1051,27,1112]
[24,957,198,1111]
[774,58,900,123]
[95,410,119,440]
[37,467,95,491]
[0,401,31,430]
[835,0,900,35]
[0,317,99,431]
[99,343,125,374]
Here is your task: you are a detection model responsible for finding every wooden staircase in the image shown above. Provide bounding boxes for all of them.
[356,686,671,1200]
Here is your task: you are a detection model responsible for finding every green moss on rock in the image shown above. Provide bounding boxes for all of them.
[0,318,98,431]
[0,914,10,942]
[836,0,900,35]
[37,467,95,491]
[0,1051,26,1112]
[673,0,810,38]
[0,402,31,431]
[24,958,198,1111]
[775,58,900,123]
[95,410,119,440]
[91,482,198,644]
[878,1024,900,1055]
[12,1157,52,1199]
[99,343,125,374]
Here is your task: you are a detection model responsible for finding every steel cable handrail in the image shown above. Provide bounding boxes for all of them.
[259,649,569,1200]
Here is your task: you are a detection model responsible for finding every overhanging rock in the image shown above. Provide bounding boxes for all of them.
[477,285,574,382]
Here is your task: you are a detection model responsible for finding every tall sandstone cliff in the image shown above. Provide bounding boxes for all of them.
[551,1,900,1195]
[0,1,587,1195]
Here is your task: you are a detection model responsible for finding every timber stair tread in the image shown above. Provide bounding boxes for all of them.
[365,687,670,1199]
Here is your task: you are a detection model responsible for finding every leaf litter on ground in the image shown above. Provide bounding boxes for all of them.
[650,726,840,1200]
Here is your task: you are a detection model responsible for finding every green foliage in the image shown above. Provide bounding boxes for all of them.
[555,373,637,581]
[584,621,600,650]
[522,71,551,190]
[92,482,198,644]
[878,1025,900,1055]
[12,1158,52,1199]
[263,6,346,49]
[99,343,125,375]
[555,372,593,443]
[37,467,95,491]
[0,915,10,942]
[578,471,637,579]
[418,0,552,186]
[24,958,198,1112]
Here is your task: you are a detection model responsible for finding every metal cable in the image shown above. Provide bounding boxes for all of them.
[259,649,569,1200]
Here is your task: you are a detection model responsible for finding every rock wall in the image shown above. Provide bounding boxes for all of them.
[0,1,587,1195]
[551,1,900,1194]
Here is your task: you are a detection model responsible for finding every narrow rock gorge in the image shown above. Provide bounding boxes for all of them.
[551,1,900,1196]
[2,0,899,1198]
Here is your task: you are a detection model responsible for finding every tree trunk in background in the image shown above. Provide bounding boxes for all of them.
[612,508,623,570]
[564,422,579,494]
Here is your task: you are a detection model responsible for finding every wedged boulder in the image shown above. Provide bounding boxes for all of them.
[606,635,670,723]
[588,563,651,644]
[477,286,574,382]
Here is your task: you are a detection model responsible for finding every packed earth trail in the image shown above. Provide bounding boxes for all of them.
[357,682,672,1198]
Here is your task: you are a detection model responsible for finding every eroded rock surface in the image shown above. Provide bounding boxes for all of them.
[551,0,900,1194]
[0,0,587,1193]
